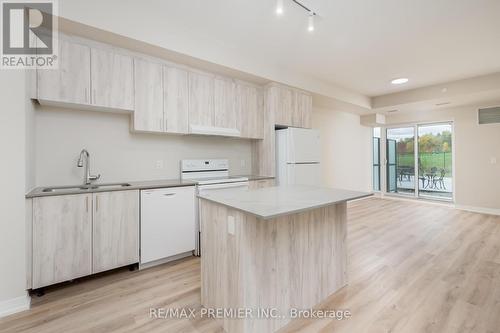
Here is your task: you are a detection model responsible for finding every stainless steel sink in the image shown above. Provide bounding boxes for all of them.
[92,183,132,189]
[41,183,132,193]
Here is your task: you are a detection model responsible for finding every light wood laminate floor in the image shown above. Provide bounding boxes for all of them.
[1,198,499,333]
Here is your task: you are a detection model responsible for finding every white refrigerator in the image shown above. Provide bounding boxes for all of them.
[275,127,321,186]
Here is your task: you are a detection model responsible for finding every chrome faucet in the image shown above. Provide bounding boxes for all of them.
[77,149,101,185]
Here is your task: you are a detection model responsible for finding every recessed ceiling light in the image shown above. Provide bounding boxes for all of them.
[391,78,409,85]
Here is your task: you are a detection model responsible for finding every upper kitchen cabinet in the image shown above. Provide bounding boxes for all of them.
[90,48,134,111]
[188,72,241,137]
[268,84,312,129]
[133,58,164,132]
[188,71,215,130]
[164,66,189,134]
[271,84,295,127]
[37,37,91,105]
[214,77,238,132]
[296,90,313,128]
[236,81,264,139]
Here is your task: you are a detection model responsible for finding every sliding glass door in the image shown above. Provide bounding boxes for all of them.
[417,123,453,200]
[385,123,453,201]
[386,127,415,195]
[373,128,381,191]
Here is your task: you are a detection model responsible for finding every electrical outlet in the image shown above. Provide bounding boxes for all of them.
[240,159,246,168]
[155,160,164,169]
[227,216,235,235]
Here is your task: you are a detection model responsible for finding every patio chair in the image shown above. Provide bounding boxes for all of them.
[418,166,427,189]
[433,169,446,190]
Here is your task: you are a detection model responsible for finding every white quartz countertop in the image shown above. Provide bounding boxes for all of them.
[198,185,372,219]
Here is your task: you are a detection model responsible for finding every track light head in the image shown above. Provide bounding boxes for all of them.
[308,12,315,32]
[276,0,284,15]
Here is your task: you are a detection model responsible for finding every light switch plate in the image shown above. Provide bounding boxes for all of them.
[491,157,497,165]
[227,216,235,235]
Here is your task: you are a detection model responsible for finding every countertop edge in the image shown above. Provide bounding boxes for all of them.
[25,174,274,198]
[26,181,197,198]
[199,192,373,220]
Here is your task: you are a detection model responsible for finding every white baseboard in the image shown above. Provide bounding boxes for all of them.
[380,193,454,208]
[0,294,31,318]
[379,194,500,216]
[455,205,500,216]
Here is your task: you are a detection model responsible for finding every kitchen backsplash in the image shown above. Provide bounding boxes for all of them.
[31,106,252,187]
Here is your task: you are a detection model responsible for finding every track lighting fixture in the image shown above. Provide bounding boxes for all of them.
[276,0,318,32]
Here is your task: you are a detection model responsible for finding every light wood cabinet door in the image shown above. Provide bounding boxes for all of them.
[214,77,237,130]
[188,71,215,128]
[91,48,134,110]
[133,58,164,132]
[248,179,275,189]
[296,91,313,128]
[236,83,264,139]
[32,194,92,289]
[273,85,295,127]
[92,190,139,273]
[164,66,189,134]
[37,38,91,104]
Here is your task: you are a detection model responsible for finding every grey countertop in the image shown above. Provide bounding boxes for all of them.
[25,175,273,198]
[26,179,197,198]
[198,185,372,220]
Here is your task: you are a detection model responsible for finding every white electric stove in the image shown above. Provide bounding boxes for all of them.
[181,159,249,255]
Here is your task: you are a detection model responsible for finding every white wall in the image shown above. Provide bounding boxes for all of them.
[313,107,372,192]
[33,106,252,187]
[385,105,500,211]
[0,71,29,317]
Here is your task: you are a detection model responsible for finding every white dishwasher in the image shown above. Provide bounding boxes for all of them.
[140,186,196,267]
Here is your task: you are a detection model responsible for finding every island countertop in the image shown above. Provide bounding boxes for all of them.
[198,185,372,219]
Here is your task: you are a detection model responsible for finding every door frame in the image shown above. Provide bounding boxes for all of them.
[415,121,455,202]
[382,120,455,203]
[385,126,416,197]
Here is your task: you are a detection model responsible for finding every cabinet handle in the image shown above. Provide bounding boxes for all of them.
[163,193,176,197]
[95,195,99,211]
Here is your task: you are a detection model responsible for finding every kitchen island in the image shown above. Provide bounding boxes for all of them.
[198,185,371,333]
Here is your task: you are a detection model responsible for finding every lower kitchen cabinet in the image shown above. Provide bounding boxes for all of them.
[32,194,92,289]
[92,190,139,273]
[249,179,275,189]
[30,190,140,289]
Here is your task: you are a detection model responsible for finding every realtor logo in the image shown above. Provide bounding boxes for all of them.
[1,0,58,68]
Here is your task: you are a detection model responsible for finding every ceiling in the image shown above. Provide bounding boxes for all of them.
[60,0,500,105]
